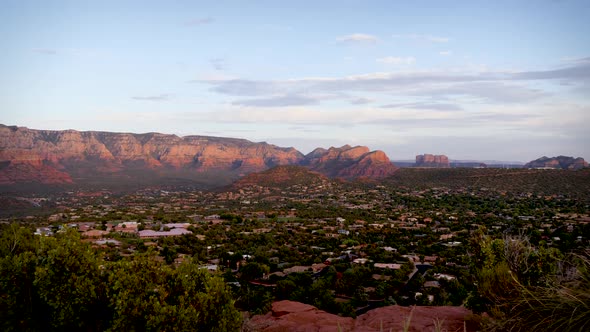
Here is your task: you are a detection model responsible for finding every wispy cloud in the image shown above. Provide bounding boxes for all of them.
[380,102,463,111]
[173,105,539,130]
[184,17,214,26]
[410,82,547,103]
[202,60,590,105]
[232,94,318,107]
[439,51,452,56]
[512,58,590,81]
[350,97,373,105]
[336,33,378,43]
[392,34,450,43]
[376,56,416,65]
[131,94,171,101]
[31,48,57,55]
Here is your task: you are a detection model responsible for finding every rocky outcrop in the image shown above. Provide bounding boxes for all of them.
[0,125,399,187]
[524,156,588,170]
[247,301,354,332]
[415,154,450,168]
[0,125,303,185]
[246,300,478,332]
[303,145,398,179]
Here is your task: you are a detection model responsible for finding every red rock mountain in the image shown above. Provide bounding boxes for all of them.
[415,154,450,168]
[0,125,397,187]
[0,125,303,186]
[302,145,398,179]
[524,156,588,170]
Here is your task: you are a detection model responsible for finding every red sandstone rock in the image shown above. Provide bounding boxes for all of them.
[246,301,478,332]
[0,125,399,185]
[524,156,588,170]
[247,301,354,332]
[354,305,473,332]
[415,154,450,168]
[303,145,398,179]
[0,125,303,185]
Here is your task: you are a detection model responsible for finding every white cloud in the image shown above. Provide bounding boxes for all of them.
[336,33,378,43]
[439,51,452,56]
[376,56,416,65]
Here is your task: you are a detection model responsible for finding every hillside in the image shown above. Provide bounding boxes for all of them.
[384,168,590,199]
[230,165,330,189]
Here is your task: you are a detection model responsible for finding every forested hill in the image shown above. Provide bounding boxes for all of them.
[384,168,590,200]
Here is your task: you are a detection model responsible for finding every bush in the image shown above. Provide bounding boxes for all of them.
[470,228,590,331]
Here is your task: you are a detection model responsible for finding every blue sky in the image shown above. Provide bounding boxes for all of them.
[2,0,589,161]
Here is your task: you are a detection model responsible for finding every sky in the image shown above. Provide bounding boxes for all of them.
[1,0,589,162]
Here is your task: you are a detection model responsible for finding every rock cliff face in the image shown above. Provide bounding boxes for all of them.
[0,125,398,187]
[245,300,479,332]
[415,154,450,168]
[0,125,303,186]
[303,145,398,179]
[524,156,588,170]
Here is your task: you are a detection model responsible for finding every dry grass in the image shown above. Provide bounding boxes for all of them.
[484,250,590,332]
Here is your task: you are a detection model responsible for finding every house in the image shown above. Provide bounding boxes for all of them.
[374,263,402,270]
[433,273,456,281]
[283,266,311,275]
[199,264,218,272]
[34,227,53,236]
[82,229,109,238]
[311,263,327,273]
[95,239,121,246]
[353,258,369,265]
[138,228,192,238]
[163,223,190,229]
[424,281,441,288]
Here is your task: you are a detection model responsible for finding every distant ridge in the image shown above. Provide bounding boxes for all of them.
[0,125,396,188]
[392,158,526,169]
[524,156,588,170]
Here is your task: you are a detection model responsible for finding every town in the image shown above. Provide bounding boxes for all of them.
[4,167,589,324]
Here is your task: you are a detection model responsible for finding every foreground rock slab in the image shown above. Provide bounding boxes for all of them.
[246,300,477,332]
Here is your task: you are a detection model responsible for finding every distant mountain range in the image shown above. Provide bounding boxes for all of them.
[0,125,396,188]
[392,158,525,169]
[1,125,586,190]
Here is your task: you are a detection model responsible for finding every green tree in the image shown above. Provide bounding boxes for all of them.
[239,262,269,281]
[108,254,241,331]
[34,229,111,331]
